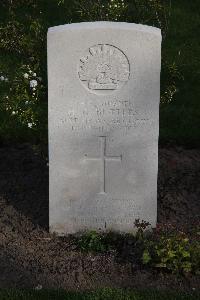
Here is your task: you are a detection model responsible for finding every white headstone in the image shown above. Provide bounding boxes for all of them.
[48,22,161,235]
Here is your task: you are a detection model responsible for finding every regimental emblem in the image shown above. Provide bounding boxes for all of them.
[79,44,130,92]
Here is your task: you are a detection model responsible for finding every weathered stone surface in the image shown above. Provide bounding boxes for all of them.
[48,22,161,234]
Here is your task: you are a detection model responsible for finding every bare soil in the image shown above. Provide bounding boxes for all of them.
[0,144,199,291]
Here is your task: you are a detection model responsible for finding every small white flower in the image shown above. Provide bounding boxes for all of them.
[32,87,36,91]
[29,70,32,74]
[25,101,29,105]
[12,111,16,115]
[6,96,9,99]
[24,73,29,79]
[33,73,37,77]
[33,92,35,96]
[4,77,8,81]
[30,79,38,88]
[28,122,33,128]
[0,76,5,81]
[35,285,42,290]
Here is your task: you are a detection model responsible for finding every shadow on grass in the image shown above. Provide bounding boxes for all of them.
[0,143,49,229]
[0,288,199,300]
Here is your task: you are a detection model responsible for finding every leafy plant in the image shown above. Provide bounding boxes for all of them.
[1,1,199,146]
[141,224,200,275]
[161,59,184,104]
[76,230,125,253]
[75,221,200,275]
[0,63,47,144]
[134,219,150,239]
[75,0,169,36]
[77,231,108,252]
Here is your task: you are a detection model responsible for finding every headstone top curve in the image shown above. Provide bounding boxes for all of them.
[48,21,161,37]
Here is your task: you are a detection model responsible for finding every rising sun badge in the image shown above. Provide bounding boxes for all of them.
[78,44,130,92]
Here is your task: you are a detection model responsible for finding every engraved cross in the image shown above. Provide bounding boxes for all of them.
[85,136,122,194]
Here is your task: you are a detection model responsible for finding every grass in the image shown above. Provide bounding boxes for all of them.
[0,289,199,300]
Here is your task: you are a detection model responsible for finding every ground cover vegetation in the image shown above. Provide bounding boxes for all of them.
[0,0,199,146]
[75,220,200,275]
[0,288,199,300]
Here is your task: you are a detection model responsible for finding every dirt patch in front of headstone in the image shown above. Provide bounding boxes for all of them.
[158,147,200,229]
[0,144,199,290]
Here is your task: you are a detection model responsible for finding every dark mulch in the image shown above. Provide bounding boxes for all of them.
[0,144,199,290]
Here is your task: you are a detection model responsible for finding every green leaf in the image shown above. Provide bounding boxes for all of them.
[142,249,151,264]
[168,250,176,258]
[182,250,190,258]
[182,262,192,273]
[155,263,167,268]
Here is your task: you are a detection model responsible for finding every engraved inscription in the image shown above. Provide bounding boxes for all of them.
[79,44,130,92]
[60,98,153,134]
[85,136,122,194]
